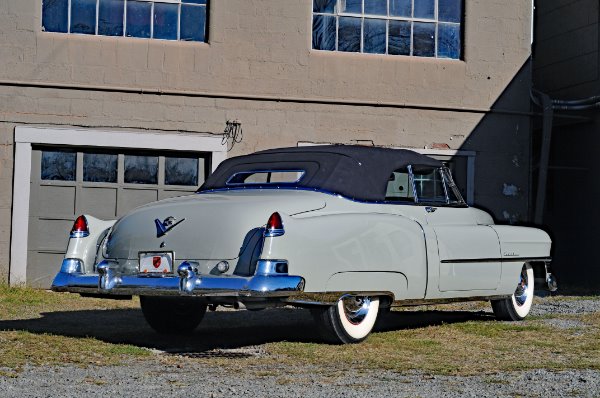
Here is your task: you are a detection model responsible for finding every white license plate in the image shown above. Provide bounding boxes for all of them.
[139,252,173,274]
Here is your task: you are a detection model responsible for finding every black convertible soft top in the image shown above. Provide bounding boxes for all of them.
[199,145,442,202]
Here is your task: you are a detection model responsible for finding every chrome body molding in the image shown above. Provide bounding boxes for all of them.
[52,259,305,299]
[440,256,552,264]
[285,292,514,307]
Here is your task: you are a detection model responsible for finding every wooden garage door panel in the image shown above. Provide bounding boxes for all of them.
[28,218,72,250]
[28,147,210,288]
[78,187,118,219]
[31,186,75,217]
[118,189,159,215]
[26,251,64,288]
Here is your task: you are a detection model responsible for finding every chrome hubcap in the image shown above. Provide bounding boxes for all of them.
[514,268,529,306]
[341,296,372,325]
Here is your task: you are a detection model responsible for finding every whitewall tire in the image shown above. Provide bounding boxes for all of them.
[312,295,380,344]
[491,264,534,321]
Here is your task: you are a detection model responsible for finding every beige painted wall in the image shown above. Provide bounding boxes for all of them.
[0,0,534,277]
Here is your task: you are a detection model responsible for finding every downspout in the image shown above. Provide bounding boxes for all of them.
[532,91,553,225]
[530,89,599,224]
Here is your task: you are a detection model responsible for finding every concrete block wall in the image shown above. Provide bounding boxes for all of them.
[0,0,534,279]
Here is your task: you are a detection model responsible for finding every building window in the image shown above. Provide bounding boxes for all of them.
[312,0,462,59]
[41,0,208,42]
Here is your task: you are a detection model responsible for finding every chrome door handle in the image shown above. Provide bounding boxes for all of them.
[425,206,437,213]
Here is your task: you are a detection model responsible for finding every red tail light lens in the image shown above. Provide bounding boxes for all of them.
[70,215,90,238]
[264,212,284,237]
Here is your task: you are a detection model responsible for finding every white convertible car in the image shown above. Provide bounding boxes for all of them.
[52,145,557,343]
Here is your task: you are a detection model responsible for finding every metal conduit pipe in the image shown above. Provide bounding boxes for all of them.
[552,95,600,106]
[530,88,600,224]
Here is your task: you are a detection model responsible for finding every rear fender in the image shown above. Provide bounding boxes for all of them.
[64,215,116,273]
[260,212,427,300]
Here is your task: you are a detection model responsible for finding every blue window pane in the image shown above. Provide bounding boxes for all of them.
[181,4,207,42]
[439,0,462,23]
[42,0,68,33]
[414,0,434,19]
[413,22,435,57]
[389,20,410,55]
[340,0,362,13]
[438,23,461,59]
[364,0,387,15]
[338,17,361,52]
[83,153,118,183]
[126,1,151,38]
[98,0,124,36]
[153,2,178,40]
[182,0,207,3]
[41,150,76,181]
[165,157,199,186]
[389,0,411,17]
[363,19,386,54]
[71,0,97,34]
[313,0,336,13]
[312,15,336,50]
[124,155,158,184]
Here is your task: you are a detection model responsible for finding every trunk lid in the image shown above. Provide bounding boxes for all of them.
[104,190,326,260]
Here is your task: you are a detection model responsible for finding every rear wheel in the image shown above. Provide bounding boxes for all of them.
[140,296,207,334]
[311,295,379,344]
[491,264,534,321]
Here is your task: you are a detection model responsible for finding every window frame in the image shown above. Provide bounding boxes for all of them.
[41,0,209,42]
[406,165,466,206]
[312,0,463,59]
[225,170,306,186]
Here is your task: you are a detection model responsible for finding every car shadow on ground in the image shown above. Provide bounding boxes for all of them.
[0,307,494,353]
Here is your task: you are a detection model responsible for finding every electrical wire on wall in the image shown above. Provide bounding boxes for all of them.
[222,120,243,151]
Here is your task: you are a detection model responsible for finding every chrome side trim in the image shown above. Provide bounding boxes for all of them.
[287,291,395,306]
[60,258,83,274]
[70,231,89,238]
[286,293,512,307]
[440,256,552,264]
[197,186,469,208]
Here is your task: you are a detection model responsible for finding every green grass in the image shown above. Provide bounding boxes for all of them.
[266,302,600,376]
[1,284,600,376]
[0,284,149,372]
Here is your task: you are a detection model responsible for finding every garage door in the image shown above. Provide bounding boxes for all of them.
[27,146,211,288]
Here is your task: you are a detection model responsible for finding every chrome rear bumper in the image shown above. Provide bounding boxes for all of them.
[51,259,305,298]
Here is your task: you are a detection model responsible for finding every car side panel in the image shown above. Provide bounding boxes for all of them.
[491,225,552,295]
[261,212,428,300]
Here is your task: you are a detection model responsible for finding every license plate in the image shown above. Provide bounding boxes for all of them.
[139,252,173,274]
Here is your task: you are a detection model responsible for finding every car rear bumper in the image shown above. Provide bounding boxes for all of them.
[51,259,305,298]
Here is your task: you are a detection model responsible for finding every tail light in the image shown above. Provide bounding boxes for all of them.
[264,212,285,237]
[70,215,90,238]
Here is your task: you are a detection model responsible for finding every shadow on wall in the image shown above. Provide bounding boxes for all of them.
[456,59,533,225]
[456,58,599,293]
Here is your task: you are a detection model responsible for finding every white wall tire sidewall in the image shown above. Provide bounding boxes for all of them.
[336,298,379,340]
[511,265,534,319]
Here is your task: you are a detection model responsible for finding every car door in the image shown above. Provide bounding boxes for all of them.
[411,167,502,292]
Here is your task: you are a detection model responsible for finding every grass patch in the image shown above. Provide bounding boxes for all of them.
[0,284,138,320]
[0,330,150,371]
[0,284,148,371]
[2,283,600,376]
[267,312,600,376]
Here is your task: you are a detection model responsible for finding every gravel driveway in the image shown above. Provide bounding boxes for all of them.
[1,296,599,398]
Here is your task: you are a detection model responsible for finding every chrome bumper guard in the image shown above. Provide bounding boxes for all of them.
[51,259,305,298]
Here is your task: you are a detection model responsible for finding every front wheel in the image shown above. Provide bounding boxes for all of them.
[140,296,207,334]
[311,295,379,344]
[491,264,534,321]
